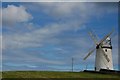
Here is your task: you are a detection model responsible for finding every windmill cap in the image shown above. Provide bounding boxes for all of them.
[106,37,111,40]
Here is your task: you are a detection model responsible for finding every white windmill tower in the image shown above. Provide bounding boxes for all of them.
[83,29,114,71]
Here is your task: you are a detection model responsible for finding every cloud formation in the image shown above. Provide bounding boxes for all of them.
[2,2,118,71]
[2,5,33,25]
[35,2,117,19]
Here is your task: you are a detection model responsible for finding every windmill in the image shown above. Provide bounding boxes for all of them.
[83,29,114,71]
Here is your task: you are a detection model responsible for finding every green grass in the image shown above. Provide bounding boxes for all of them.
[1,71,120,78]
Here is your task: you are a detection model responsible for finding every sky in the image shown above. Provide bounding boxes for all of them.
[1,2,119,71]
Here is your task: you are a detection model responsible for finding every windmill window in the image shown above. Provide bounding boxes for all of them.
[105,49,107,52]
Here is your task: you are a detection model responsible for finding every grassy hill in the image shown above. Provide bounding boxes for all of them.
[1,71,120,78]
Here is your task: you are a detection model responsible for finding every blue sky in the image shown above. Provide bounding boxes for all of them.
[1,2,119,71]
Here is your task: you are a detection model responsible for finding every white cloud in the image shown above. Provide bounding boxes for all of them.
[36,2,93,19]
[35,2,117,20]
[2,5,33,25]
[2,3,97,50]
[2,21,88,66]
[3,50,65,65]
[3,22,84,49]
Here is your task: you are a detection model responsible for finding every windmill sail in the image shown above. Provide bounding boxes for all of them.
[101,49,110,62]
[98,29,114,46]
[83,48,95,60]
[88,30,98,45]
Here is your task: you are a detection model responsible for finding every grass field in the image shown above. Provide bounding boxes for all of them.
[1,71,120,78]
